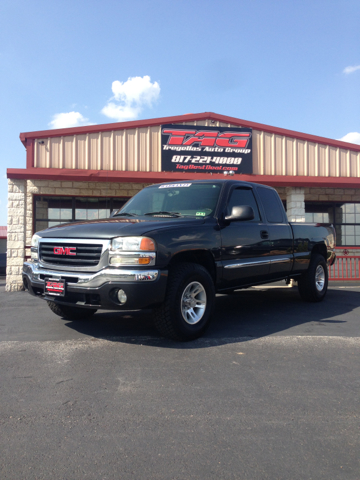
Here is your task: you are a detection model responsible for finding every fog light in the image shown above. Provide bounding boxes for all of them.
[117,289,127,304]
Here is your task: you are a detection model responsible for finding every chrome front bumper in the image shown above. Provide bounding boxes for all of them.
[23,261,159,288]
[22,262,167,310]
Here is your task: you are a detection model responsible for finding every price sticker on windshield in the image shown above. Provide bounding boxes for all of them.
[159,183,192,188]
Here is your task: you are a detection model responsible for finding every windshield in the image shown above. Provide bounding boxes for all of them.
[115,182,222,218]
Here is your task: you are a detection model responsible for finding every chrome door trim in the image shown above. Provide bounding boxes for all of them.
[224,257,292,269]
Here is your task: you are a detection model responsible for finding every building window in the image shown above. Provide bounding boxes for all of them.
[34,196,128,233]
[305,202,360,246]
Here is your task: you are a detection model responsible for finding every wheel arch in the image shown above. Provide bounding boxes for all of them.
[311,243,327,261]
[168,250,217,284]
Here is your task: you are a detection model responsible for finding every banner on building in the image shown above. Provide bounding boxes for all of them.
[161,124,253,174]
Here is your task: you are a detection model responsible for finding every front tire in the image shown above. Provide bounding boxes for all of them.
[153,263,215,341]
[297,254,328,302]
[47,301,97,320]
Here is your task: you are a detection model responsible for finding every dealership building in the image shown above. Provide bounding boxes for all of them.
[6,112,360,291]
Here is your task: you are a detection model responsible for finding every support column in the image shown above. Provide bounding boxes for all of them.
[6,179,26,292]
[286,187,305,222]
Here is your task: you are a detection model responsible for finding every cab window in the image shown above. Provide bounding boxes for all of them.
[257,187,284,223]
[227,188,261,221]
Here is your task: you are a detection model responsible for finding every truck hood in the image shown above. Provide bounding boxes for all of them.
[37,217,205,239]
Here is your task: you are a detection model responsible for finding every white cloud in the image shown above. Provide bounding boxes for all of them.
[338,132,360,145]
[101,75,160,122]
[49,111,90,129]
[343,65,360,75]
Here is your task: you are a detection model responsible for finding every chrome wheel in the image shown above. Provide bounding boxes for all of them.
[181,281,207,325]
[315,264,325,291]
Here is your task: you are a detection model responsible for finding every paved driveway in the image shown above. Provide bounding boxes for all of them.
[1,280,360,479]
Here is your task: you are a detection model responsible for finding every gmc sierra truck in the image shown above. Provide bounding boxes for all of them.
[23,180,336,341]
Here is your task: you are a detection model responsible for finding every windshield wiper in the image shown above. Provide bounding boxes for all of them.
[144,211,182,217]
[113,212,137,217]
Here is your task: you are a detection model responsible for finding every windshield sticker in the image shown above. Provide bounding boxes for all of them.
[196,212,206,216]
[159,183,192,189]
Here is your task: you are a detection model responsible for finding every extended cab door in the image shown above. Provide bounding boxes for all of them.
[220,185,271,289]
[254,185,293,279]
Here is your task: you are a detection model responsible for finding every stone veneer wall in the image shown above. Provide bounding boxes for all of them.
[305,187,360,202]
[6,179,26,291]
[6,179,149,291]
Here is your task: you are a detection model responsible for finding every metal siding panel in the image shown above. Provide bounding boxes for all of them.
[50,138,61,169]
[296,140,306,176]
[76,135,87,169]
[63,136,73,169]
[263,132,273,175]
[252,130,262,175]
[339,149,347,178]
[89,133,99,170]
[138,128,149,172]
[339,150,349,177]
[349,152,358,177]
[318,145,327,176]
[114,130,125,171]
[274,135,283,175]
[285,138,294,175]
[126,129,137,171]
[329,146,337,177]
[35,140,48,168]
[150,126,161,172]
[31,119,360,181]
[101,132,112,171]
[308,143,317,176]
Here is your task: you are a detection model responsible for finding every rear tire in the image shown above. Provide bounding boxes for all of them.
[297,254,328,302]
[153,263,215,341]
[47,301,97,320]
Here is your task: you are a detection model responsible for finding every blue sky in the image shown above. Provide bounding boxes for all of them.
[0,0,359,226]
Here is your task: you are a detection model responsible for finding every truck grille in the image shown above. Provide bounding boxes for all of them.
[39,242,103,267]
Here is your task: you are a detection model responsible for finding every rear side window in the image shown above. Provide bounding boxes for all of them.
[227,188,261,221]
[257,187,284,223]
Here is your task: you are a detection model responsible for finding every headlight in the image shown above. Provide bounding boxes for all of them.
[31,234,40,261]
[109,236,156,266]
[111,236,155,252]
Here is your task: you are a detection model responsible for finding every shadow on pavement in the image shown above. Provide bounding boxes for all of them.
[62,286,359,348]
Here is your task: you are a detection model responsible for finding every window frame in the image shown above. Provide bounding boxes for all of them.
[33,195,129,235]
[305,201,360,247]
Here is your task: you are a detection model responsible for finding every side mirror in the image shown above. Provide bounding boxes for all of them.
[225,205,254,222]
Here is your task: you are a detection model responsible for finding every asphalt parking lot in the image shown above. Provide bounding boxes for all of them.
[1,279,360,479]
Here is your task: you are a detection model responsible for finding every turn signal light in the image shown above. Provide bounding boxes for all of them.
[140,238,155,251]
[109,256,153,266]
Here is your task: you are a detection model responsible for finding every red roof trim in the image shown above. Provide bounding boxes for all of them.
[7,167,360,189]
[19,112,360,152]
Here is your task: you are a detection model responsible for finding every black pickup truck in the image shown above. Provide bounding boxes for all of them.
[23,180,336,341]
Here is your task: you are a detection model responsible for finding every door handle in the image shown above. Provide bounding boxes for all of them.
[260,230,269,239]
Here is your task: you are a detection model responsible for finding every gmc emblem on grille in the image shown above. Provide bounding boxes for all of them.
[53,247,76,256]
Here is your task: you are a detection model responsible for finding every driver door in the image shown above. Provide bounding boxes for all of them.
[220,186,271,289]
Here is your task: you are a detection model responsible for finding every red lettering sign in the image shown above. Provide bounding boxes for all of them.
[163,129,251,149]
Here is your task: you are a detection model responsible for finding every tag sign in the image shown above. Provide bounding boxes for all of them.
[45,277,65,296]
[159,183,192,189]
[161,124,253,174]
